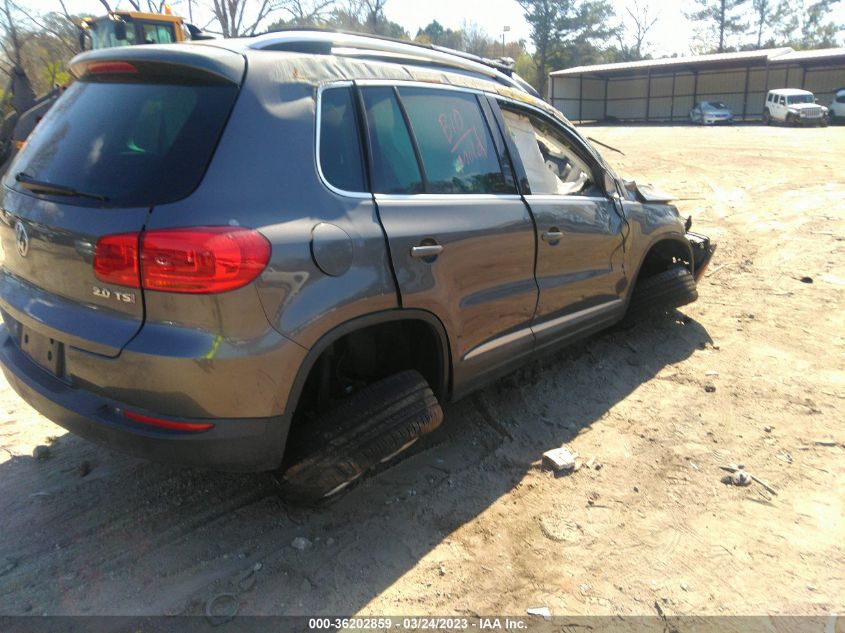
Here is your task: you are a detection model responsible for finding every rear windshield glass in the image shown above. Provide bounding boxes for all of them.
[8,79,238,207]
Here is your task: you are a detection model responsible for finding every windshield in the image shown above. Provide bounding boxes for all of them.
[8,78,238,207]
[705,102,728,110]
[787,94,815,105]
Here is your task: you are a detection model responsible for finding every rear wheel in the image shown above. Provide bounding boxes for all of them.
[762,109,771,125]
[627,265,698,318]
[278,370,443,504]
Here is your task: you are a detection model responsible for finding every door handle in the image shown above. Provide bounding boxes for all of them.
[542,229,563,243]
[410,244,444,258]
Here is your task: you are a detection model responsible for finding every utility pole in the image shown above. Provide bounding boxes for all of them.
[502,25,510,57]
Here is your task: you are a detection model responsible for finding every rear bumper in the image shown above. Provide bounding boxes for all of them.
[0,326,290,472]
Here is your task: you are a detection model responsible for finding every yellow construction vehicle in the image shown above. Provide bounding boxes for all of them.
[78,10,213,50]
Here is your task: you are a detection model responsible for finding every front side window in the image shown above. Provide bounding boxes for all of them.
[837,93,845,104]
[361,87,423,194]
[398,88,511,194]
[500,107,599,197]
[319,86,365,192]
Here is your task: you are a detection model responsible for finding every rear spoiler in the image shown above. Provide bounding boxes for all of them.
[69,44,245,86]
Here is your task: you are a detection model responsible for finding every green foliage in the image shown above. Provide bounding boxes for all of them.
[516,0,618,96]
[687,0,750,52]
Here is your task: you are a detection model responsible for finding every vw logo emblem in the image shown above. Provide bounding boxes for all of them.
[15,221,29,258]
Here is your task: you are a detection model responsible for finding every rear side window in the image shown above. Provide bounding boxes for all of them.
[361,87,422,194]
[9,78,238,207]
[399,87,510,194]
[319,86,366,192]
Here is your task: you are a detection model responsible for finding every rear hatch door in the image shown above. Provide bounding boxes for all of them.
[0,46,244,357]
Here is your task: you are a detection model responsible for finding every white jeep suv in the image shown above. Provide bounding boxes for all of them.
[763,89,829,126]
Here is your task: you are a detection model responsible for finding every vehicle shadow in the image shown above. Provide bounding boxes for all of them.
[0,312,711,618]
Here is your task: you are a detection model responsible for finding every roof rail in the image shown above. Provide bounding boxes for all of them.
[247,28,540,98]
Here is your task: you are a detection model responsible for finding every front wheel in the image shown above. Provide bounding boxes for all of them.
[278,370,443,504]
[627,265,699,318]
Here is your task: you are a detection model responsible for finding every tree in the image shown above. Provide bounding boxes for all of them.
[797,0,842,48]
[687,0,749,52]
[266,0,337,29]
[516,0,616,97]
[321,0,407,38]
[614,0,658,60]
[749,0,791,47]
[206,0,284,36]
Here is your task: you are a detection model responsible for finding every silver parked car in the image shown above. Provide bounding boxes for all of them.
[689,101,734,125]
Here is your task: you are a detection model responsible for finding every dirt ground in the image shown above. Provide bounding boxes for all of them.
[0,125,843,619]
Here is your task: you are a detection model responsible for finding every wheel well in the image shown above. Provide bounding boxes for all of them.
[636,239,692,283]
[284,319,447,460]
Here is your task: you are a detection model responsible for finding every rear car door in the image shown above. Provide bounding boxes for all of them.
[495,102,626,353]
[360,84,538,395]
[0,55,241,362]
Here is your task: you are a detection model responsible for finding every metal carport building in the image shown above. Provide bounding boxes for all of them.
[549,47,845,123]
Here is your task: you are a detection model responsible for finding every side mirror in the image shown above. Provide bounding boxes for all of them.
[604,171,619,198]
[114,20,127,41]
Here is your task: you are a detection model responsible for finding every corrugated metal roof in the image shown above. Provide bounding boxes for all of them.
[769,47,845,63]
[549,46,845,77]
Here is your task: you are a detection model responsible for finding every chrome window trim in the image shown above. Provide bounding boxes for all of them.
[374,193,523,202]
[315,81,372,200]
[524,194,613,204]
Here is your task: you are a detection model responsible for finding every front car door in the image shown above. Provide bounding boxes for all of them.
[359,83,539,396]
[493,101,627,354]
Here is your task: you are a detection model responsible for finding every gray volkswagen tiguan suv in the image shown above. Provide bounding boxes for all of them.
[0,31,713,501]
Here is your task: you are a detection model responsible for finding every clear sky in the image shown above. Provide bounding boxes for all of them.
[20,0,845,60]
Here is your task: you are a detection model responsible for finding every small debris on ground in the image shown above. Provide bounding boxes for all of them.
[291,536,312,551]
[721,470,752,487]
[813,439,842,448]
[77,461,92,477]
[542,447,576,472]
[719,464,778,495]
[527,606,551,621]
[704,384,716,393]
[32,445,51,460]
[705,370,719,377]
[764,426,774,433]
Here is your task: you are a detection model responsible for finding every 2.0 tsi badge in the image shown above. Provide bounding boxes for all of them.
[14,221,29,257]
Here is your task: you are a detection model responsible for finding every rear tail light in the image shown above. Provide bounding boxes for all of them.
[94,227,270,294]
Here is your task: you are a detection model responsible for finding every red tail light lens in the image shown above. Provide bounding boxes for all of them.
[94,227,270,294]
[93,233,140,288]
